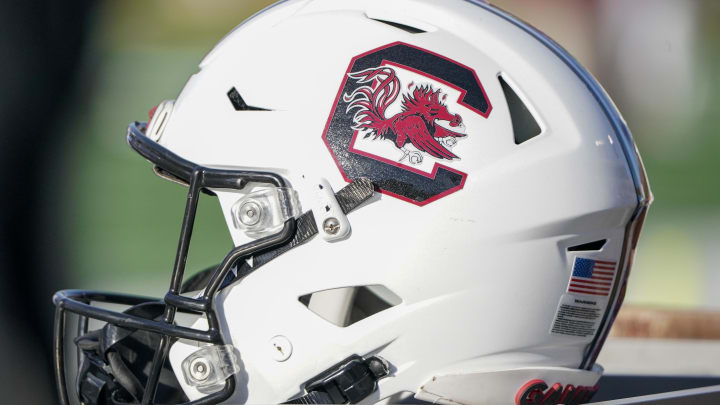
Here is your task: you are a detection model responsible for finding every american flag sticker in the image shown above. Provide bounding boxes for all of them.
[567,258,617,297]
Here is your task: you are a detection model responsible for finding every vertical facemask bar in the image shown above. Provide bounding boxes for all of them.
[77,314,88,366]
[128,124,297,403]
[53,295,91,405]
[142,170,203,404]
[142,336,173,404]
[53,306,69,405]
[169,169,203,303]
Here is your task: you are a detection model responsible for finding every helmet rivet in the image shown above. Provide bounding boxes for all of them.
[269,335,292,362]
[238,200,262,226]
[323,217,340,235]
[189,357,211,381]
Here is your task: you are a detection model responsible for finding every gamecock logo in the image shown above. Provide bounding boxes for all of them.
[344,67,465,163]
[322,42,492,206]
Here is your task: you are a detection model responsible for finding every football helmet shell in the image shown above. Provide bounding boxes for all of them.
[53,1,650,404]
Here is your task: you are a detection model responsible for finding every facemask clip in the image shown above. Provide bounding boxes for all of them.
[231,187,300,239]
[181,345,240,393]
[314,179,351,242]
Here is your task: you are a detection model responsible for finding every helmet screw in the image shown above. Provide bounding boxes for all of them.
[189,357,211,382]
[323,217,340,235]
[238,200,262,227]
[269,335,292,362]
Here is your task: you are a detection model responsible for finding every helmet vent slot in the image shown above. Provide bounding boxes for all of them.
[299,285,401,327]
[498,74,542,144]
[567,239,607,252]
[369,18,426,34]
[227,87,270,111]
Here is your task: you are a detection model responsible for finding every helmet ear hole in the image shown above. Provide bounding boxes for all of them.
[299,285,401,327]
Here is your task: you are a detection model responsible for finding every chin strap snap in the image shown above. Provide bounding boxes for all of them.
[283,356,389,404]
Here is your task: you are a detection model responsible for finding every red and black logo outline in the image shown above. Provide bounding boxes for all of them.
[322,41,492,206]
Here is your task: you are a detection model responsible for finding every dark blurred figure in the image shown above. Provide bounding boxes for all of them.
[0,1,95,402]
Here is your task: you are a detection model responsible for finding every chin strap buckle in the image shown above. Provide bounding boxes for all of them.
[284,355,389,404]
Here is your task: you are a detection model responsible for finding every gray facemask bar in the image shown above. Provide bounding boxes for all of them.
[53,122,298,405]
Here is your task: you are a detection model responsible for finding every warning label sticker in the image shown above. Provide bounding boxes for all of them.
[550,294,607,339]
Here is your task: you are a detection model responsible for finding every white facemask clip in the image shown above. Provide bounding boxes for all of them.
[313,178,351,242]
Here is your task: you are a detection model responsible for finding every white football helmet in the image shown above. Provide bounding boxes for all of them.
[54,1,651,404]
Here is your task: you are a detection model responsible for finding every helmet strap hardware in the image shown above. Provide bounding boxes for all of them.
[284,355,389,404]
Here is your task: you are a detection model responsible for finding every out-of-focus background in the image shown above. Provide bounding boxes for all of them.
[0,0,718,403]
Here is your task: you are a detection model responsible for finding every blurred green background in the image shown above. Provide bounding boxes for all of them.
[60,0,720,309]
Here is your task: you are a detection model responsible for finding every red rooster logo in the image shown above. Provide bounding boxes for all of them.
[343,66,465,164]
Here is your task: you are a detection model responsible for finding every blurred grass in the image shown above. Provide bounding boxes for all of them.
[59,0,720,306]
[627,212,720,308]
[635,45,720,213]
[59,48,234,293]
[58,1,276,293]
[96,0,278,49]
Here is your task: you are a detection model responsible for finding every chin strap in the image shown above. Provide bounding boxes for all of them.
[333,177,376,215]
[283,356,389,404]
[220,178,375,289]
[283,391,334,405]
